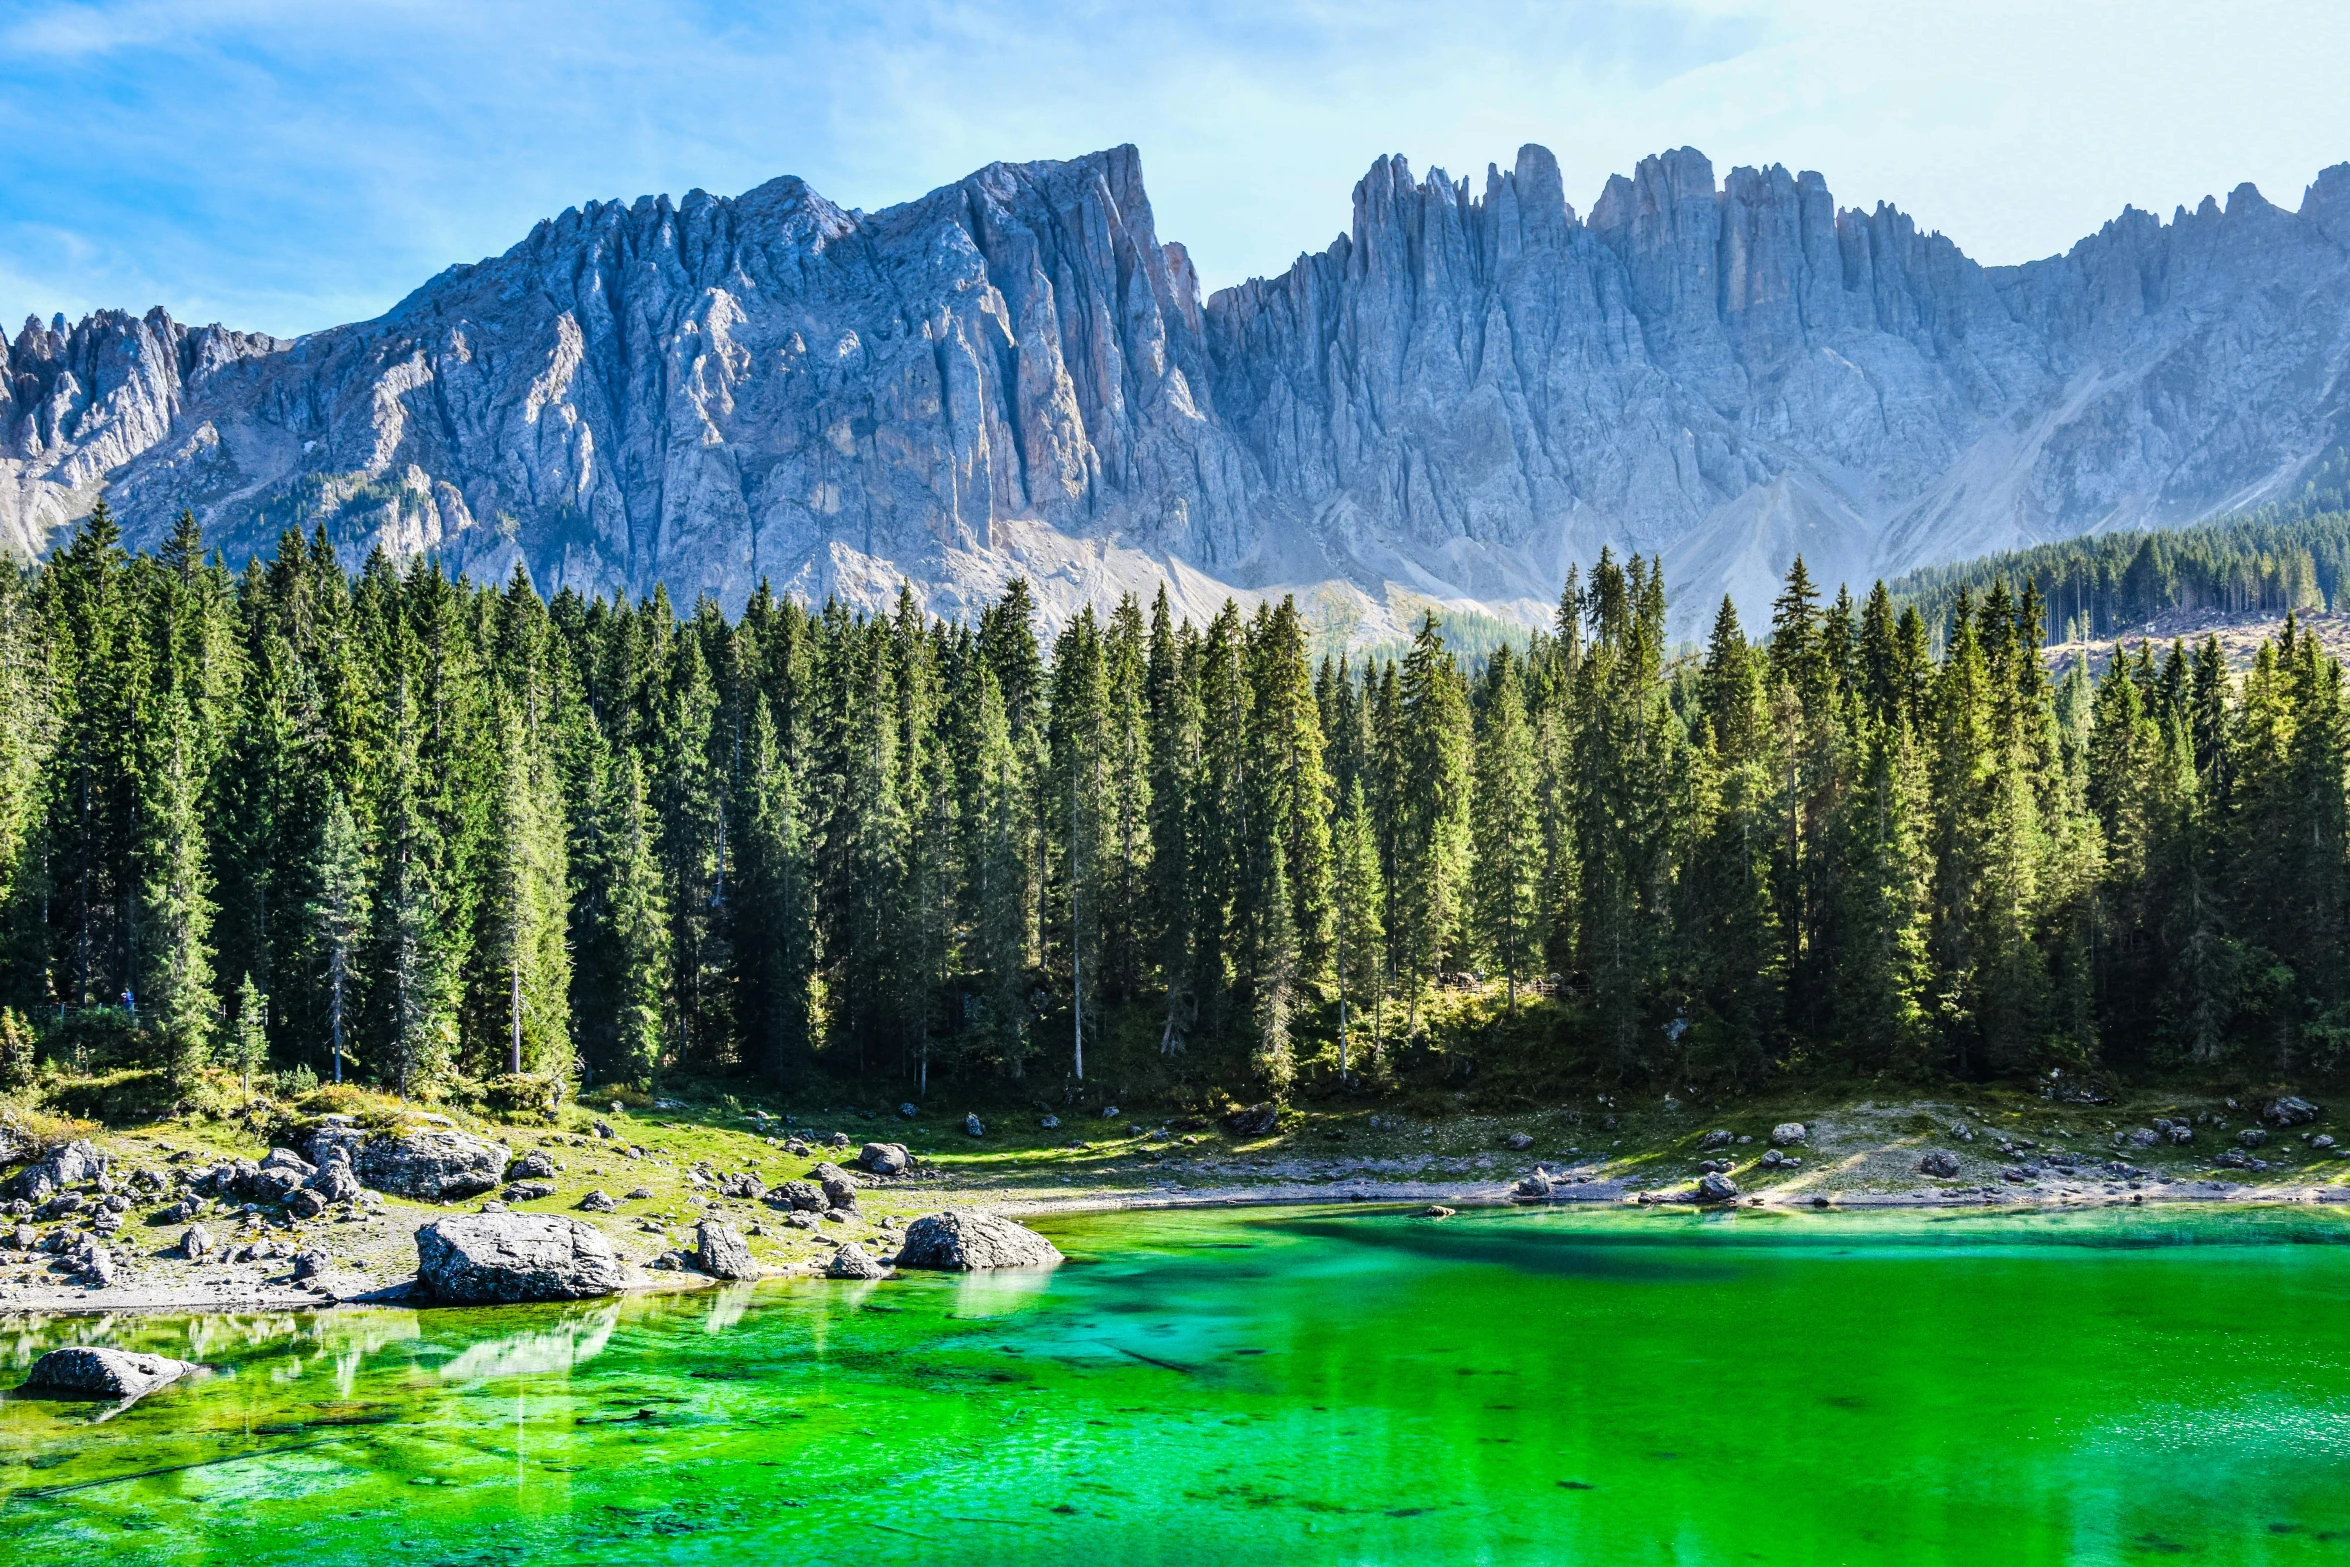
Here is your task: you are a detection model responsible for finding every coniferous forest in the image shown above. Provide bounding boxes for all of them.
[1,502,2346,1114]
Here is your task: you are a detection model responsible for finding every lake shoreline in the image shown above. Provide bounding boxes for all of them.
[7,1087,2348,1318]
[11,1171,2350,1318]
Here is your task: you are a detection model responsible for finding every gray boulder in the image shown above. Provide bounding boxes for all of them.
[1769,1123,1807,1148]
[2264,1096,2323,1127]
[6,1139,108,1203]
[306,1161,364,1203]
[1223,1103,1279,1138]
[179,1224,213,1260]
[895,1209,1065,1271]
[771,1179,826,1211]
[1695,1172,1740,1203]
[825,1242,888,1280]
[695,1219,759,1280]
[1918,1149,1963,1178]
[248,1166,305,1205]
[577,1189,619,1213]
[20,1347,195,1400]
[858,1141,910,1175]
[2239,1127,2270,1148]
[1503,1131,1535,1151]
[1698,1129,1734,1151]
[509,1148,558,1181]
[360,1130,512,1202]
[503,1179,557,1203]
[963,1113,985,1138]
[413,1213,625,1303]
[261,1147,317,1179]
[809,1162,859,1210]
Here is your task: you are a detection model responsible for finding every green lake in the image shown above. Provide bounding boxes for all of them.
[5,1203,2350,1564]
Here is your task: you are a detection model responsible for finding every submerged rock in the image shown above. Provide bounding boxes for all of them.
[20,1347,195,1400]
[695,1220,759,1281]
[895,1209,1064,1271]
[413,1213,625,1303]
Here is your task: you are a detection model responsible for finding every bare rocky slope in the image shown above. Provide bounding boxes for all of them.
[6,143,2350,638]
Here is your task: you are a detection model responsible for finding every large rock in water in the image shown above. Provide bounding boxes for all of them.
[413,1213,624,1303]
[20,1347,195,1399]
[306,1126,510,1202]
[894,1209,1064,1271]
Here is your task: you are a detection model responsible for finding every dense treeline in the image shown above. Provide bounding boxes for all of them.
[1,505,2347,1111]
[1893,510,2350,646]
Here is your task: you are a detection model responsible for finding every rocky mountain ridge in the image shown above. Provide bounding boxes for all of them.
[6,142,2350,638]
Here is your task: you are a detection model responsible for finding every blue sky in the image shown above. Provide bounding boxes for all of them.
[4,0,2348,338]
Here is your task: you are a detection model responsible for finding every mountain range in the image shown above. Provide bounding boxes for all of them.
[6,141,2350,639]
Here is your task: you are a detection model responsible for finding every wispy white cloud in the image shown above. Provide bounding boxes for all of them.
[0,0,2344,337]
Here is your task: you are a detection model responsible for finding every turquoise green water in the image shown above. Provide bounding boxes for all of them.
[6,1204,2350,1564]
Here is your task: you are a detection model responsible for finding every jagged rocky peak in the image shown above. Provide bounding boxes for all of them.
[7,141,2350,641]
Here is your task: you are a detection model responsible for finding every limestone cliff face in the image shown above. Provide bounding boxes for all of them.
[1204,145,2350,628]
[9,143,2350,636]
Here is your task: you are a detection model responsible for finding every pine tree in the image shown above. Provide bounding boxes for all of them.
[1394,614,1471,1028]
[969,667,1032,1075]
[601,749,671,1085]
[138,690,218,1089]
[1144,593,1199,1054]
[1469,645,1540,1011]
[1834,718,1934,1070]
[1331,778,1385,1080]
[1681,597,1782,1068]
[226,971,269,1096]
[308,787,369,1085]
[473,710,571,1082]
[734,704,811,1088]
[1048,610,1108,1081]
